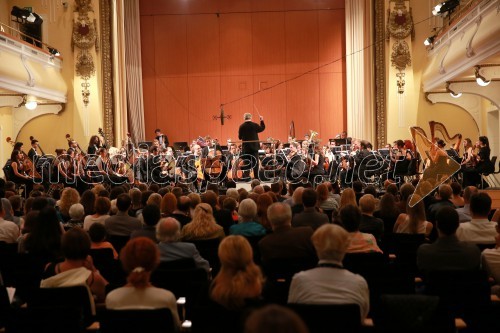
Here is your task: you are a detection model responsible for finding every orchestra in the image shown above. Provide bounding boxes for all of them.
[3,121,493,195]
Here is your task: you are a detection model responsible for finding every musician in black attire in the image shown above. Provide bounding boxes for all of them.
[238,113,265,180]
[463,136,494,187]
[155,128,169,150]
[27,139,40,163]
[87,135,102,155]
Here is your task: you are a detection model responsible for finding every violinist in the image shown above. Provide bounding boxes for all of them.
[462,136,494,187]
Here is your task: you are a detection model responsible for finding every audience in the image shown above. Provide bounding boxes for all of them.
[88,223,118,259]
[230,199,267,237]
[181,203,225,241]
[450,182,465,207]
[358,194,384,242]
[291,188,329,230]
[83,197,111,231]
[170,195,192,227]
[340,205,382,254]
[40,227,108,303]
[0,198,20,243]
[417,206,480,273]
[156,217,210,272]
[210,235,264,310]
[104,193,142,237]
[244,304,310,333]
[65,203,85,229]
[481,222,500,295]
[130,204,161,242]
[456,186,478,222]
[393,195,433,238]
[456,192,497,244]
[105,237,180,329]
[288,224,370,320]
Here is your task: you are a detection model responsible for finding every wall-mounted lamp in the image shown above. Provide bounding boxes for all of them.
[446,82,462,98]
[424,36,435,46]
[432,0,460,17]
[475,66,491,87]
[24,95,38,110]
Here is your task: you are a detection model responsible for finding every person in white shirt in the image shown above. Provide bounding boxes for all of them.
[481,223,500,296]
[287,224,370,320]
[0,200,20,243]
[457,192,497,244]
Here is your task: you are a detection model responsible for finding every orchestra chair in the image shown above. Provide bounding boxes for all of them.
[372,294,455,333]
[287,303,362,333]
[480,156,500,189]
[99,308,175,333]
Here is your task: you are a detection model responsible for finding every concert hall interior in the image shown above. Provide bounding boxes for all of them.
[2,0,500,331]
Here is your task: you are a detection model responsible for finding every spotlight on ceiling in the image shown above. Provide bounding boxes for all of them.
[48,47,60,56]
[24,95,38,110]
[475,66,491,87]
[450,92,462,98]
[432,0,460,16]
[424,36,435,46]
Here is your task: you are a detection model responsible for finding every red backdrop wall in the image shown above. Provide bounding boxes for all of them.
[140,0,346,145]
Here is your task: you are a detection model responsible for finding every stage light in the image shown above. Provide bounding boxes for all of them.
[475,66,491,87]
[48,47,60,56]
[424,36,435,46]
[450,92,462,98]
[432,0,460,16]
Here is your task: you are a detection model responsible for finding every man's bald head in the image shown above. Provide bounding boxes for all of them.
[156,217,181,243]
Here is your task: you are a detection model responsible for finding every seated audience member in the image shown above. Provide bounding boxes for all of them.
[156,217,210,272]
[130,204,161,242]
[427,184,455,223]
[128,188,142,217]
[83,197,111,231]
[40,227,109,302]
[271,182,287,203]
[393,195,433,238]
[397,183,415,214]
[290,187,305,216]
[457,186,478,222]
[481,223,500,295]
[210,235,265,310]
[223,197,239,223]
[340,205,382,254]
[230,199,267,237]
[65,203,85,229]
[258,203,317,265]
[456,193,497,244]
[2,197,22,227]
[8,194,23,217]
[202,190,234,235]
[374,193,400,235]
[181,203,225,241]
[160,193,177,218]
[0,199,21,243]
[358,194,384,242]
[256,193,274,232]
[291,188,329,231]
[288,224,370,320]
[23,206,63,262]
[170,196,192,227]
[450,182,465,207]
[244,304,309,333]
[105,237,180,329]
[104,193,142,237]
[417,207,480,274]
[88,223,118,259]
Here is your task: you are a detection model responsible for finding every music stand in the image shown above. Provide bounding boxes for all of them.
[334,138,349,146]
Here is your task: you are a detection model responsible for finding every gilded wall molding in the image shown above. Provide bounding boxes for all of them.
[100,0,115,146]
[375,0,387,147]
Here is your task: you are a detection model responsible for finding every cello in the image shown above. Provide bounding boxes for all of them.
[6,137,41,179]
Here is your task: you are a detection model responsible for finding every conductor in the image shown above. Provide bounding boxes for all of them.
[238,112,265,180]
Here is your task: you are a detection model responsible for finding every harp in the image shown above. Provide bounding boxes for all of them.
[429,121,462,151]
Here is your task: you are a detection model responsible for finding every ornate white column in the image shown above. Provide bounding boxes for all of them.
[345,0,375,143]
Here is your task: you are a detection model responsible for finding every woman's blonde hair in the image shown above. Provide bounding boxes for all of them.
[58,187,80,217]
[210,235,264,309]
[181,203,221,239]
[340,188,357,209]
